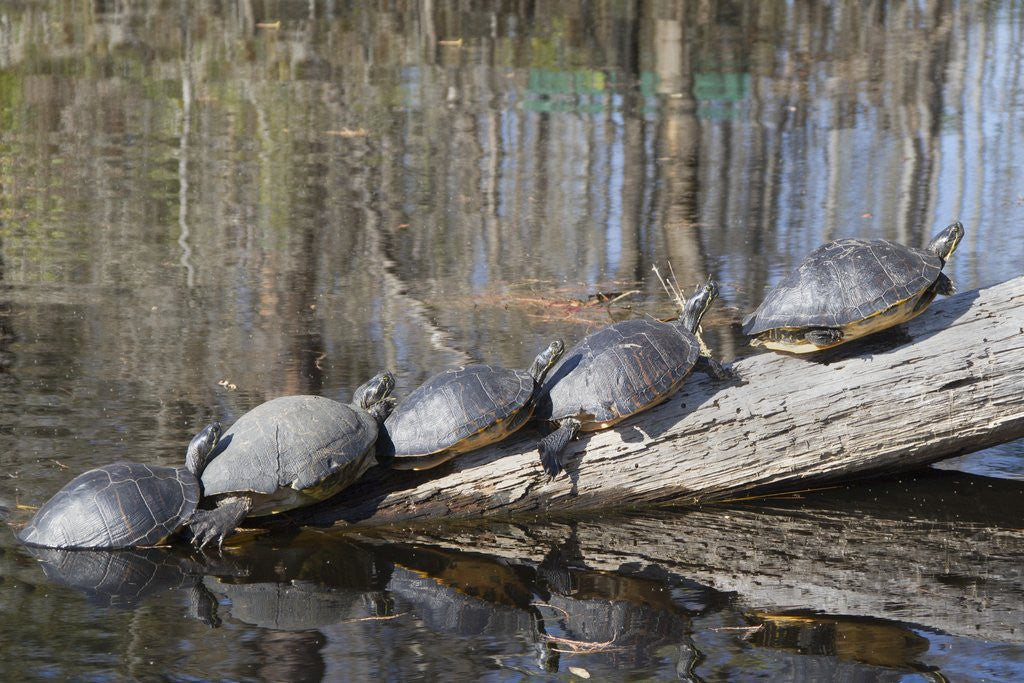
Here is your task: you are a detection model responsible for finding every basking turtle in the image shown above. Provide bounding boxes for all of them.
[189,371,395,548]
[535,280,727,477]
[742,222,964,353]
[382,340,565,470]
[18,424,221,549]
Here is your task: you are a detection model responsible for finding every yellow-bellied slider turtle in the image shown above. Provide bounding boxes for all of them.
[741,222,964,353]
[535,281,727,477]
[381,340,564,470]
[18,424,221,549]
[189,371,395,548]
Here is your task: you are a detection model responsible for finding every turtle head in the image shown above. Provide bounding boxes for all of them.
[681,279,719,333]
[926,221,964,262]
[185,422,222,477]
[354,370,396,412]
[528,339,565,383]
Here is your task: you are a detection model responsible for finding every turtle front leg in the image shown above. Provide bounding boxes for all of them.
[538,418,582,478]
[694,355,734,381]
[934,272,955,296]
[188,496,252,549]
[804,327,844,348]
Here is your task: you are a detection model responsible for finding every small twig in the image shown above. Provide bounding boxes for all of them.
[603,289,639,321]
[339,612,408,624]
[653,264,713,355]
[540,632,624,653]
[709,625,764,632]
[652,264,684,311]
[530,601,573,619]
[715,484,842,504]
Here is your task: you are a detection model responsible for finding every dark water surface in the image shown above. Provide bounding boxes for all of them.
[1,1,1022,680]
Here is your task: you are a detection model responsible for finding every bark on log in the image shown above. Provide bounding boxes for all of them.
[364,470,1024,643]
[296,275,1024,527]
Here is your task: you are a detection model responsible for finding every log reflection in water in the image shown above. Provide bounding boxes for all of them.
[383,470,1024,644]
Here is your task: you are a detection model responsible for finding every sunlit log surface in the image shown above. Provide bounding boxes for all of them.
[361,471,1024,643]
[292,275,1024,527]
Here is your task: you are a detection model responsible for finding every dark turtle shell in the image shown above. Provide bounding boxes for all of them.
[18,463,201,549]
[201,395,377,501]
[742,238,944,335]
[385,365,535,458]
[536,318,700,427]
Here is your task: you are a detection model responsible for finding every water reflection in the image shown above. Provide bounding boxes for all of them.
[746,612,932,672]
[201,535,391,631]
[15,478,1022,680]
[22,545,216,618]
[1,0,1023,679]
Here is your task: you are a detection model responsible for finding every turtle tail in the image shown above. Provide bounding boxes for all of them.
[538,418,581,478]
[739,312,758,336]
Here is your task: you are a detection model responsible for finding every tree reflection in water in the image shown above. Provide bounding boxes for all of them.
[2,0,1023,680]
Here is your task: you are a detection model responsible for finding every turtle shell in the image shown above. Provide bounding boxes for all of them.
[536,318,701,426]
[201,395,377,500]
[18,463,201,549]
[742,238,943,335]
[385,365,534,458]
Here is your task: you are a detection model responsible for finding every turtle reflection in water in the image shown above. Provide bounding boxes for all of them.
[18,424,221,549]
[191,371,395,548]
[382,340,564,470]
[201,535,390,631]
[742,221,964,353]
[382,541,697,674]
[535,280,729,477]
[23,546,222,626]
[746,611,935,676]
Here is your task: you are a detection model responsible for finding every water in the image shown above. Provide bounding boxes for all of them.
[1,1,1022,679]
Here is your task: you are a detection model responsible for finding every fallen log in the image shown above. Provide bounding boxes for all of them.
[295,275,1024,527]
[364,469,1024,643]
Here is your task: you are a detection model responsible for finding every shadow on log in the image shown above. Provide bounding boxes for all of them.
[361,469,1024,643]
[290,276,1024,527]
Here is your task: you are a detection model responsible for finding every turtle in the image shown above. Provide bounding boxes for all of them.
[381,340,565,470]
[741,221,964,353]
[17,423,222,549]
[188,371,395,549]
[535,280,727,477]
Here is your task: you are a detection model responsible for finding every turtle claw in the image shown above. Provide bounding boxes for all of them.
[187,497,251,550]
[187,515,227,551]
[696,356,735,382]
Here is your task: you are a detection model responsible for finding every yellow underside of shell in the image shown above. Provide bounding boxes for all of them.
[752,290,935,354]
[390,415,523,471]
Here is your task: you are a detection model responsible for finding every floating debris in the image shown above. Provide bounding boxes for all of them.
[326,128,370,138]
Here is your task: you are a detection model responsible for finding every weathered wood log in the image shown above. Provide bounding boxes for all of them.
[295,275,1024,527]
[365,470,1024,643]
